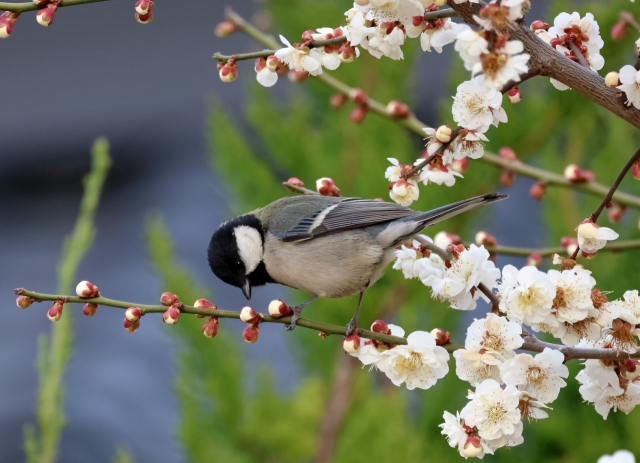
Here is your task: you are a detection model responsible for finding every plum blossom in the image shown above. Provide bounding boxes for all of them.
[618,65,640,109]
[344,9,377,46]
[461,379,522,441]
[393,237,431,279]
[597,450,636,463]
[274,35,323,76]
[354,0,424,26]
[498,265,555,325]
[452,76,508,133]
[361,23,406,60]
[422,127,454,160]
[547,267,596,324]
[389,179,419,206]
[385,157,414,182]
[454,348,503,386]
[577,219,619,255]
[455,26,489,71]
[500,348,569,403]
[473,0,529,30]
[465,313,524,358]
[311,27,347,70]
[421,19,466,53]
[473,40,530,89]
[440,412,474,458]
[417,244,500,310]
[376,331,450,390]
[450,129,488,161]
[418,156,464,187]
[349,324,405,366]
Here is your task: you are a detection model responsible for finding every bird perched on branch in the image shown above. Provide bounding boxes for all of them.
[208,193,506,335]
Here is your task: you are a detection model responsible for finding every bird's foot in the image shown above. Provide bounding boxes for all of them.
[345,317,359,337]
[285,306,303,331]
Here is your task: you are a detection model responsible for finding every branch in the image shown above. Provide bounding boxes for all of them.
[500,68,540,95]
[486,240,640,257]
[0,0,107,13]
[567,39,592,70]
[448,1,640,130]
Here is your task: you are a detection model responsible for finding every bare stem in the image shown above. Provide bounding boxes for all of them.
[567,39,592,70]
[0,0,107,13]
[500,68,540,95]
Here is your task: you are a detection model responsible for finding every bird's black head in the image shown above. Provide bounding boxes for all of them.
[207,214,273,300]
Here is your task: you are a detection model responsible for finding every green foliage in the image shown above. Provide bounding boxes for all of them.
[111,446,136,463]
[24,139,112,463]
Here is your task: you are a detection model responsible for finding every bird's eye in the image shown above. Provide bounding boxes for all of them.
[236,260,242,267]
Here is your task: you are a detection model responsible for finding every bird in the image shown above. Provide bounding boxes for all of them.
[207,192,507,335]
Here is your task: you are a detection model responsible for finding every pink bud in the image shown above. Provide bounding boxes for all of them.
[560,236,578,248]
[349,88,368,106]
[386,100,410,119]
[433,231,461,249]
[160,292,179,306]
[564,164,594,183]
[632,160,640,180]
[265,55,281,72]
[349,106,367,124]
[286,177,304,187]
[611,19,628,40]
[530,20,549,31]
[500,170,516,187]
[451,157,469,174]
[219,61,238,83]
[529,181,546,200]
[607,202,627,223]
[498,146,518,161]
[316,177,341,196]
[36,4,57,27]
[82,303,98,317]
[16,295,35,309]
[435,125,452,143]
[202,316,219,338]
[134,0,152,15]
[124,318,140,334]
[338,43,357,63]
[330,93,348,109]
[430,328,451,346]
[194,298,217,318]
[214,20,237,38]
[32,0,50,5]
[0,12,18,39]
[268,299,293,318]
[463,436,483,458]
[526,252,543,267]
[76,280,100,298]
[474,231,497,247]
[240,306,262,324]
[135,11,153,24]
[125,307,142,322]
[242,324,260,343]
[288,70,309,82]
[605,71,621,88]
[370,319,390,334]
[342,333,361,353]
[301,29,314,42]
[507,87,522,103]
[47,301,63,322]
[162,306,180,325]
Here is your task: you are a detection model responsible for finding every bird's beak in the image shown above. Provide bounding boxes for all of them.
[242,281,252,300]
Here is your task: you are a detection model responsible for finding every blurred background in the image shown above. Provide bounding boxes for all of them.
[2,0,640,462]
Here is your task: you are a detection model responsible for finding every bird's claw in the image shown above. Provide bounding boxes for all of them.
[285,306,303,331]
[345,318,359,337]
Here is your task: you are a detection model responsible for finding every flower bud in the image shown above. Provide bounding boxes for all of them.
[435,125,452,143]
[214,20,238,37]
[16,295,35,309]
[194,298,217,318]
[76,280,100,298]
[577,219,600,240]
[301,29,315,42]
[451,157,469,174]
[632,160,640,180]
[605,71,620,88]
[338,43,357,63]
[430,328,451,345]
[83,303,98,317]
[342,333,361,353]
[219,61,238,83]
[47,301,63,322]
[349,106,367,124]
[529,181,546,200]
[560,236,578,256]
[526,252,543,267]
[349,88,368,106]
[370,319,390,334]
[242,324,260,343]
[288,70,309,82]
[162,306,180,325]
[125,307,142,322]
[463,436,483,458]
[124,318,140,334]
[564,164,594,183]
[134,0,152,15]
[507,87,522,103]
[607,202,626,223]
[530,20,549,31]
[386,100,410,119]
[500,170,516,187]
[240,306,262,324]
[160,292,179,306]
[135,11,153,24]
[610,19,628,40]
[0,12,18,38]
[268,299,293,318]
[475,231,497,247]
[434,231,461,249]
[264,55,281,72]
[36,4,57,27]
[202,316,219,338]
[621,359,640,380]
[330,93,348,109]
[498,146,517,161]
[316,177,340,196]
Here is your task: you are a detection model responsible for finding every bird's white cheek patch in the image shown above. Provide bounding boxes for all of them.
[234,225,263,274]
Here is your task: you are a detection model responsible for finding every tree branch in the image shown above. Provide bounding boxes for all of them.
[0,0,107,13]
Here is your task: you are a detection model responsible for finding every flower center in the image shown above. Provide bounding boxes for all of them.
[483,332,504,351]
[526,366,547,386]
[486,403,507,424]
[480,51,508,78]
[464,93,487,116]
[396,352,423,374]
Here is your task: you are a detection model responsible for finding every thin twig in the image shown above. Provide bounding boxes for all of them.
[566,39,592,70]
[500,68,540,95]
[404,128,461,179]
[0,0,107,13]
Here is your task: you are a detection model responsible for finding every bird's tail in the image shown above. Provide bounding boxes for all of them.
[410,192,508,228]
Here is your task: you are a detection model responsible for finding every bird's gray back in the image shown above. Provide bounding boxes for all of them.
[254,195,346,234]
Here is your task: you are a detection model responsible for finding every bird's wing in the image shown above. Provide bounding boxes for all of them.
[280,198,416,242]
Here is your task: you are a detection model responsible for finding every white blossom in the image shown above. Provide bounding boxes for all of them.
[256,68,278,87]
[454,348,503,386]
[421,19,465,53]
[354,0,424,26]
[393,237,431,279]
[454,26,489,71]
[385,157,410,182]
[577,221,619,254]
[465,313,524,358]
[500,348,569,403]
[450,130,488,161]
[472,40,530,90]
[274,35,323,76]
[389,179,419,206]
[597,450,636,463]
[361,24,406,60]
[461,379,522,440]
[350,324,405,365]
[344,9,377,46]
[612,290,640,325]
[498,265,555,325]
[452,76,507,133]
[440,411,472,458]
[547,12,604,78]
[418,160,464,186]
[473,0,528,30]
[618,65,640,109]
[547,267,596,324]
[377,331,450,389]
[417,244,500,310]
